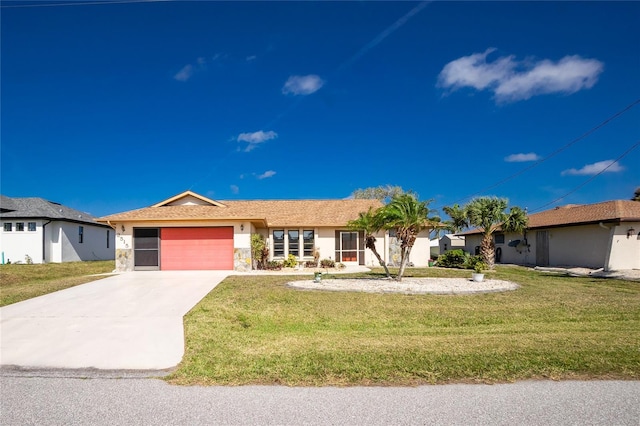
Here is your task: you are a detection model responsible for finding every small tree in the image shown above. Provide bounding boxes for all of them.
[379,193,440,281]
[633,187,640,201]
[463,197,528,269]
[250,233,268,270]
[348,207,391,278]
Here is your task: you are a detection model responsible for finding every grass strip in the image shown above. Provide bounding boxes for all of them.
[0,260,114,306]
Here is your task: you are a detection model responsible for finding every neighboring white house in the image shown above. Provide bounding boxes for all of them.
[97,191,435,272]
[461,200,640,271]
[0,195,115,264]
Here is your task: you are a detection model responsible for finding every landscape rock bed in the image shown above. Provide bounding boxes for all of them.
[287,277,519,295]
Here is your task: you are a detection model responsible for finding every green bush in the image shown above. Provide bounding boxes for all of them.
[265,260,283,270]
[464,255,485,271]
[436,249,468,269]
[283,254,298,268]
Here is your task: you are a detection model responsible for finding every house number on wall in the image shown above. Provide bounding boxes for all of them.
[116,233,130,249]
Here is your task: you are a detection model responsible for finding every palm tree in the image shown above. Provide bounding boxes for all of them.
[465,197,528,269]
[380,194,440,280]
[347,207,391,278]
[442,203,469,234]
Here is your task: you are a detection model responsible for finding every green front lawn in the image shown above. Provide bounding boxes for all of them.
[168,266,640,386]
[0,260,114,306]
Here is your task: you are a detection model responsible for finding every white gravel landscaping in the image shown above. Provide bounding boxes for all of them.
[287,277,519,295]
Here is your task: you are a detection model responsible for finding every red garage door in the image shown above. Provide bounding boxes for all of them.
[160,227,234,270]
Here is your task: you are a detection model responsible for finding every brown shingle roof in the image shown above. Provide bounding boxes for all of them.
[97,199,384,227]
[460,200,640,235]
[527,200,640,228]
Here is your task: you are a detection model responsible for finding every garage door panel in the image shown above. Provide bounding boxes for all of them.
[160,227,233,270]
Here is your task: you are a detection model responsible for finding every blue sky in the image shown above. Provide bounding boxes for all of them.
[2,0,639,218]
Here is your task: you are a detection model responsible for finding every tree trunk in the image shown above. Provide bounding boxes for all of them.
[481,233,495,269]
[366,235,391,278]
[396,246,412,281]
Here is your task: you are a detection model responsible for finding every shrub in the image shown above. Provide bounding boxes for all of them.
[473,261,488,273]
[283,254,298,268]
[265,260,283,270]
[436,249,468,269]
[250,234,268,270]
[304,261,318,268]
[464,255,485,271]
[320,258,335,268]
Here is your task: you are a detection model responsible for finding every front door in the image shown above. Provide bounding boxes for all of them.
[536,230,549,266]
[341,232,358,262]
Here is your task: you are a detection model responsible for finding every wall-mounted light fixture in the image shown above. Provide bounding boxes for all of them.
[121,224,125,232]
[628,227,636,238]
[240,224,244,231]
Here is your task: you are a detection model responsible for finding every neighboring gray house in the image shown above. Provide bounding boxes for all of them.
[439,234,465,254]
[461,200,640,271]
[0,195,115,264]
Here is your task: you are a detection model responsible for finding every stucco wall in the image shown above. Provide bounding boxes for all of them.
[544,224,609,269]
[465,223,627,270]
[58,222,115,262]
[606,222,640,270]
[0,219,43,264]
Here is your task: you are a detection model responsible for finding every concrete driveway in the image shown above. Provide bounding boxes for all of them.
[0,271,229,370]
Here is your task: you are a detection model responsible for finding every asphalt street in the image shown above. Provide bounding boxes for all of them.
[1,375,638,425]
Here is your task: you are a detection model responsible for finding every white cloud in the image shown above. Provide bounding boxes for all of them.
[174,64,194,82]
[236,130,278,152]
[282,74,324,95]
[173,54,223,82]
[230,185,239,194]
[246,55,257,62]
[561,160,624,176]
[437,48,604,103]
[257,170,276,180]
[505,152,541,162]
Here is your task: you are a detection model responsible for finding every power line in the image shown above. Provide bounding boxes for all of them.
[440,98,640,208]
[528,139,640,213]
[1,0,168,8]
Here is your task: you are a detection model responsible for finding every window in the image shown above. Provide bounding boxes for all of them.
[79,226,84,243]
[494,234,505,244]
[303,230,314,257]
[4,223,12,232]
[16,222,25,231]
[107,230,110,248]
[28,222,36,231]
[288,230,300,257]
[273,230,285,257]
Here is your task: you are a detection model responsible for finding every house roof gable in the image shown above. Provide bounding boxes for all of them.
[98,193,384,227]
[152,190,227,207]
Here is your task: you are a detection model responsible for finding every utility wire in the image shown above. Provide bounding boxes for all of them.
[528,139,640,213]
[439,98,640,208]
[1,0,168,8]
